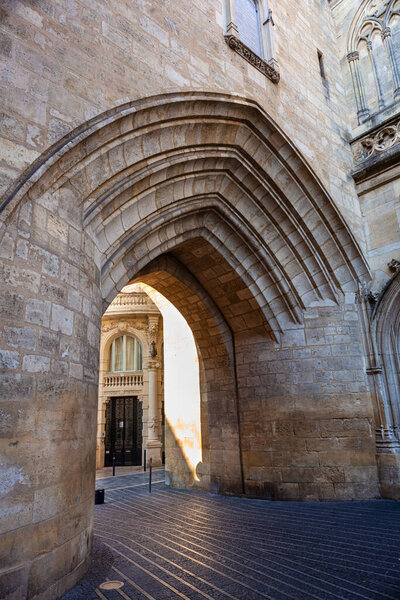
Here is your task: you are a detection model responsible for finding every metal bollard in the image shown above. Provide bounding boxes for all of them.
[112,453,116,476]
[149,457,152,493]
[143,449,147,472]
[95,489,104,504]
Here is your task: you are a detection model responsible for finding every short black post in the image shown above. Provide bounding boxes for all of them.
[149,457,152,493]
[95,489,104,505]
[143,449,147,472]
[112,453,116,476]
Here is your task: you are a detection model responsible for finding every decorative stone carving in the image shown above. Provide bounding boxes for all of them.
[368,290,380,304]
[224,34,280,83]
[348,0,400,122]
[148,416,159,433]
[147,359,160,370]
[351,117,400,165]
[102,322,120,332]
[368,0,387,19]
[148,315,159,339]
[150,340,157,359]
[347,50,360,62]
[103,318,149,333]
[388,258,400,272]
[265,8,274,25]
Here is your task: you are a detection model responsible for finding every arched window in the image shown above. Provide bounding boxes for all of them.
[347,0,400,124]
[235,0,262,56]
[109,335,143,372]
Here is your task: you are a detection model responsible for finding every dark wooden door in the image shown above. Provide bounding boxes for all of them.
[105,397,142,466]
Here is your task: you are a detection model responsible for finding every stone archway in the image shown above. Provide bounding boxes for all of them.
[0,92,379,599]
[366,269,400,499]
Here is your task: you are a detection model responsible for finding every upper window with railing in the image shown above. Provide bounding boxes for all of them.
[236,0,263,56]
[223,0,279,83]
[109,335,143,372]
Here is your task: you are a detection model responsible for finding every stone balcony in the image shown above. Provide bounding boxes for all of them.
[105,292,159,316]
[102,372,144,395]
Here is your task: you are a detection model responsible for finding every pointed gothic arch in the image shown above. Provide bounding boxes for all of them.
[0,91,379,599]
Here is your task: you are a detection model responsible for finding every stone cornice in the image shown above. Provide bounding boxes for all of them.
[224,34,280,84]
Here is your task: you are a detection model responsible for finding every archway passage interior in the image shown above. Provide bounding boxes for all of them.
[96,279,205,484]
[0,92,380,599]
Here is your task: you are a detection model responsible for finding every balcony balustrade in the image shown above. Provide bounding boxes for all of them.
[103,372,144,389]
[110,293,149,307]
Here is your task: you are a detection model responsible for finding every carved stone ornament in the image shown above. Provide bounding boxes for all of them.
[352,118,400,165]
[367,290,380,304]
[224,34,280,84]
[147,360,160,369]
[102,322,120,333]
[148,315,159,341]
[347,50,359,63]
[150,340,157,359]
[148,416,159,432]
[367,0,387,18]
[388,258,400,272]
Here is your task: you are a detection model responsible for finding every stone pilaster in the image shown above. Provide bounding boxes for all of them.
[146,315,162,466]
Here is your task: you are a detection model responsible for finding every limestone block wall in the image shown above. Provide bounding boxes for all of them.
[236,301,378,500]
[0,193,102,598]
[329,1,400,496]
[330,0,400,277]
[0,0,364,246]
[355,170,400,278]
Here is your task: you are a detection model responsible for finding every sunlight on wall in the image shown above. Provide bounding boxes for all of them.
[125,282,202,480]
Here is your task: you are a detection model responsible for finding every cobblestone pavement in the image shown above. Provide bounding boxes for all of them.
[62,469,400,600]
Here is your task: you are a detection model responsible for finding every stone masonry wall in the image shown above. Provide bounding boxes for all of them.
[0,192,102,598]
[0,1,387,598]
[0,0,364,246]
[236,298,379,500]
[330,0,400,277]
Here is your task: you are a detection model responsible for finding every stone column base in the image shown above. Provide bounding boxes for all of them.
[146,440,162,467]
[377,452,400,499]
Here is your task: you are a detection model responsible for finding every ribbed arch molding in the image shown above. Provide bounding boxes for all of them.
[1,92,370,339]
[133,253,235,364]
[107,209,286,337]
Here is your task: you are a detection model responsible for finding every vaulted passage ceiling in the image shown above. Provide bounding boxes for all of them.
[2,92,370,340]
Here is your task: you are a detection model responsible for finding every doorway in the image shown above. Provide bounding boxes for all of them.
[105,396,143,466]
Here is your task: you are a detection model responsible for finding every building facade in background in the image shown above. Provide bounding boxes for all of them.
[0,0,400,598]
[96,286,164,470]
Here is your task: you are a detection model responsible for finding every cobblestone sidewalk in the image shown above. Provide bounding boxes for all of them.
[62,469,400,600]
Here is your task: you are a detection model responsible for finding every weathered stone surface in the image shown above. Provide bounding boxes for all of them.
[50,304,74,336]
[0,1,399,598]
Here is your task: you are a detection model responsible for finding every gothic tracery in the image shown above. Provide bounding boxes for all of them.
[348,0,400,122]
